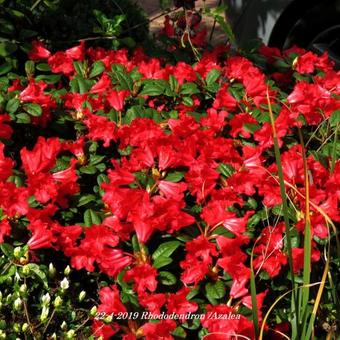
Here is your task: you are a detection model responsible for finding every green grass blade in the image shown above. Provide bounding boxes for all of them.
[266,89,299,336]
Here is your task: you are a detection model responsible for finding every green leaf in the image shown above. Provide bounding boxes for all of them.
[6,98,20,114]
[76,76,94,94]
[330,110,340,127]
[35,74,61,84]
[140,81,166,96]
[0,41,17,57]
[153,256,173,269]
[0,243,13,257]
[182,97,193,106]
[84,209,101,226]
[205,69,221,86]
[26,263,48,288]
[77,194,96,207]
[0,265,16,284]
[217,163,235,178]
[172,327,187,338]
[89,61,105,78]
[180,82,200,95]
[152,240,181,260]
[169,75,179,93]
[164,171,185,182]
[205,281,226,299]
[97,174,109,186]
[158,271,177,285]
[73,61,84,76]
[23,103,42,117]
[131,235,140,252]
[0,62,12,75]
[36,63,51,72]
[89,155,106,165]
[80,165,98,174]
[25,60,35,77]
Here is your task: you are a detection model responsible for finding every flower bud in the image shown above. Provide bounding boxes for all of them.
[13,298,22,311]
[6,294,12,304]
[104,314,113,323]
[64,265,71,276]
[90,306,97,316]
[22,323,29,333]
[22,265,30,275]
[61,321,67,330]
[13,323,20,332]
[49,263,56,278]
[19,284,27,295]
[53,296,62,308]
[40,306,49,322]
[66,330,75,339]
[78,291,86,302]
[41,293,51,306]
[51,333,57,340]
[0,330,6,340]
[60,277,69,290]
[13,247,21,258]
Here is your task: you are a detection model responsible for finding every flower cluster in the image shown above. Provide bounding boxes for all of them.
[0,38,339,339]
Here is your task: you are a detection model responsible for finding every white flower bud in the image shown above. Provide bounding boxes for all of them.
[78,291,86,302]
[40,306,49,322]
[66,330,75,339]
[54,296,62,308]
[90,306,97,316]
[13,247,21,258]
[19,284,27,295]
[49,263,56,277]
[60,277,69,290]
[13,298,22,311]
[64,265,71,276]
[22,323,29,333]
[41,293,51,306]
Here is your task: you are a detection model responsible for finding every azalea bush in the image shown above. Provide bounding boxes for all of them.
[0,32,339,340]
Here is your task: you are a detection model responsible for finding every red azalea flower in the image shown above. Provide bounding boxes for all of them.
[0,143,13,181]
[292,247,321,273]
[142,319,177,340]
[167,287,198,315]
[0,115,13,140]
[202,304,255,339]
[124,263,158,295]
[48,51,74,75]
[0,220,11,243]
[173,62,197,85]
[27,219,54,250]
[213,84,237,111]
[90,73,112,94]
[185,160,219,203]
[84,112,117,147]
[98,284,127,314]
[107,89,130,112]
[229,113,257,138]
[139,292,167,314]
[65,41,85,61]
[0,182,29,217]
[92,320,118,340]
[21,137,61,175]
[28,40,51,60]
